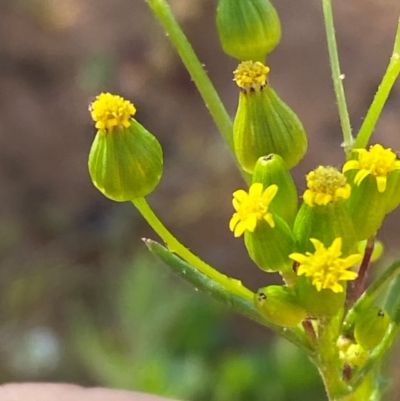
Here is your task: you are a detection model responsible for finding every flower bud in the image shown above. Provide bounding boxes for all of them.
[294,167,356,255]
[233,62,307,172]
[295,276,346,317]
[216,0,281,61]
[252,154,298,227]
[290,237,361,316]
[88,93,163,201]
[357,239,384,262]
[383,170,400,214]
[354,307,391,350]
[343,144,400,240]
[255,285,306,327]
[344,175,388,241]
[245,215,295,273]
[340,343,368,368]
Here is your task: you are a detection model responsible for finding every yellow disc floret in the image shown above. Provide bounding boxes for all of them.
[289,238,362,293]
[343,144,400,193]
[233,61,270,93]
[303,166,351,206]
[90,93,136,130]
[229,183,278,237]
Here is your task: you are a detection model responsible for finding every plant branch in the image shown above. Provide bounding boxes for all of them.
[133,197,253,300]
[145,238,315,355]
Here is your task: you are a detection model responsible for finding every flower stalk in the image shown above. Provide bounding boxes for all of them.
[143,0,233,151]
[322,0,353,154]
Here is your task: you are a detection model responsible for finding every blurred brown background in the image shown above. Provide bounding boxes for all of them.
[0,0,399,399]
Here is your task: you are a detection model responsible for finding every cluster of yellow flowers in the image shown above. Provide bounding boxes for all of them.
[229,143,400,293]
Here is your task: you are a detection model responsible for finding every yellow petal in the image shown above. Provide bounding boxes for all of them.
[262,185,278,204]
[354,169,371,186]
[375,176,387,193]
[249,183,263,197]
[343,160,360,172]
[263,213,275,228]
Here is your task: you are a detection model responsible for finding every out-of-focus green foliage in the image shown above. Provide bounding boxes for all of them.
[71,252,324,401]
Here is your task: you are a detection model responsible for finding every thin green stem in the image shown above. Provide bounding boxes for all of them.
[146,238,314,356]
[132,197,253,300]
[143,0,233,151]
[322,0,353,154]
[354,16,400,149]
[317,315,348,400]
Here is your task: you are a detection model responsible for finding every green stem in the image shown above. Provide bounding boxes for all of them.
[322,0,353,154]
[146,238,314,356]
[317,315,348,399]
[354,16,400,149]
[132,197,253,300]
[143,0,233,151]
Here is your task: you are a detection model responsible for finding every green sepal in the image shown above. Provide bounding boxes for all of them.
[293,201,357,255]
[88,119,163,201]
[216,0,281,61]
[381,169,400,214]
[345,175,387,241]
[252,154,298,227]
[244,215,295,273]
[296,276,345,318]
[354,307,391,350]
[357,239,384,263]
[233,86,307,173]
[255,285,307,327]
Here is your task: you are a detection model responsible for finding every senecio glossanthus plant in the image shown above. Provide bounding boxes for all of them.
[87,1,400,400]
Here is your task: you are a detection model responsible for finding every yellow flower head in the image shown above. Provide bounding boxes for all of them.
[229,183,278,237]
[233,61,270,93]
[289,238,362,293]
[90,93,136,130]
[303,166,351,206]
[343,144,400,193]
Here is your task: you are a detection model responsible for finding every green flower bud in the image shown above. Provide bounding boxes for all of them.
[216,0,281,61]
[343,144,400,240]
[344,175,388,241]
[245,215,295,273]
[255,285,306,327]
[89,93,163,201]
[295,276,345,317]
[354,307,391,350]
[252,154,298,227]
[229,182,295,273]
[294,167,356,255]
[383,170,400,214]
[341,343,368,368]
[357,239,384,262]
[233,62,307,173]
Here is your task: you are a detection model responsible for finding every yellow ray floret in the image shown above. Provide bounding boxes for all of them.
[289,238,362,293]
[229,183,278,238]
[90,93,136,130]
[303,166,351,206]
[343,144,400,193]
[233,61,270,93]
